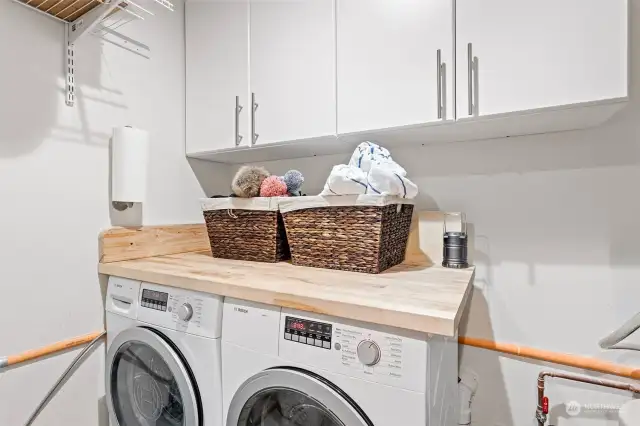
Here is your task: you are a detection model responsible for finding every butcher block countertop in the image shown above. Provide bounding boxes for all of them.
[99,218,475,336]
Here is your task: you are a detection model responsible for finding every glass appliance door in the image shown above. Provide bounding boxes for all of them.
[106,327,201,426]
[227,367,372,426]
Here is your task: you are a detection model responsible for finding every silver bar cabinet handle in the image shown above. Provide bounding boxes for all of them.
[441,61,447,120]
[437,49,442,119]
[235,96,243,146]
[467,43,473,116]
[251,92,259,145]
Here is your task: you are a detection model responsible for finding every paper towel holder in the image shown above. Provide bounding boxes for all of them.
[112,201,134,211]
[111,125,146,212]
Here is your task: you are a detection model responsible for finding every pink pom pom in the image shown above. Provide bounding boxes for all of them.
[259,176,288,197]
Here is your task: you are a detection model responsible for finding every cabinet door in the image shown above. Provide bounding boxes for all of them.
[337,0,454,134]
[456,0,628,118]
[186,1,249,155]
[250,0,336,145]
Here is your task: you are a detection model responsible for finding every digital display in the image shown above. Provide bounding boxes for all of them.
[285,316,332,350]
[289,322,305,330]
[142,289,168,303]
[141,289,169,311]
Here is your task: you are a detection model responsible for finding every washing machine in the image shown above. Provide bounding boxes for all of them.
[222,298,459,426]
[105,277,224,426]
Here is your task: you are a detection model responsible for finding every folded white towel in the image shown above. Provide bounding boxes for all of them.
[321,165,368,195]
[348,141,407,176]
[320,142,418,199]
[367,166,418,199]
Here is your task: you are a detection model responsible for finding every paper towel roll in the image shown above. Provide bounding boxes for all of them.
[111,126,149,203]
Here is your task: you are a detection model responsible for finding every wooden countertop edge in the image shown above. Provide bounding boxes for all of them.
[98,260,463,337]
[454,268,476,331]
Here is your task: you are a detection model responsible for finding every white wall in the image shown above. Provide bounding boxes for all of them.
[0,2,227,425]
[253,3,640,425]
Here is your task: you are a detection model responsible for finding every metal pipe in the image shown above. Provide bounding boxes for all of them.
[460,336,640,380]
[535,371,640,426]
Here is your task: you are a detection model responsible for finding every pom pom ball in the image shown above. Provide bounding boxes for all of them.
[232,166,270,198]
[260,176,288,197]
[283,170,304,195]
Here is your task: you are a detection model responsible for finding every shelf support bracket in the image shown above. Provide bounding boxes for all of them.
[64,26,75,107]
[64,1,120,106]
[68,1,120,44]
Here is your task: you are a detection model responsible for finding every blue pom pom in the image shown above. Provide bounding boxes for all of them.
[283,170,304,193]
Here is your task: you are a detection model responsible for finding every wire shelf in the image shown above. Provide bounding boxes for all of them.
[11,0,174,106]
[12,0,173,25]
[14,0,115,23]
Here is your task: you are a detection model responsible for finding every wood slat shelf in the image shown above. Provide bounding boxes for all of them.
[15,0,125,23]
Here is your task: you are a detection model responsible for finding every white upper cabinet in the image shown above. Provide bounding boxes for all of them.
[185,0,628,163]
[186,1,249,155]
[249,0,336,145]
[337,0,454,135]
[456,0,628,118]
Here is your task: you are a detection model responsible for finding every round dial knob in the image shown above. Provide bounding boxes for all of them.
[177,303,194,322]
[357,340,381,366]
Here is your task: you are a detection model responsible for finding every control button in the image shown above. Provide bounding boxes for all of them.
[285,333,292,340]
[168,306,172,313]
[334,343,341,350]
[291,335,299,342]
[299,337,308,344]
[357,340,382,366]
[306,338,314,345]
[323,341,331,349]
[178,303,194,321]
[314,339,322,347]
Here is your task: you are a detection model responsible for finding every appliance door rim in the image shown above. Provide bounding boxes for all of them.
[105,326,200,426]
[226,367,372,426]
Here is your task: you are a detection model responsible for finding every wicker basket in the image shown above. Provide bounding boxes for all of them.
[201,198,290,263]
[280,196,414,274]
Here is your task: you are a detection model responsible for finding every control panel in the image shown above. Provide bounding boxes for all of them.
[279,308,429,393]
[137,283,223,339]
[284,316,332,350]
